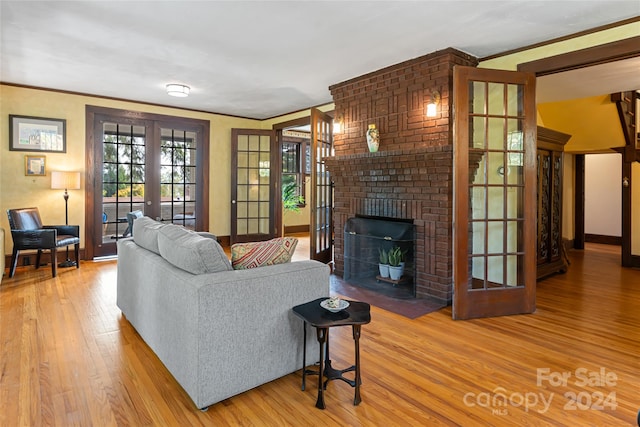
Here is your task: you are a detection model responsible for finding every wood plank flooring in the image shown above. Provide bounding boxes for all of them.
[1,243,639,426]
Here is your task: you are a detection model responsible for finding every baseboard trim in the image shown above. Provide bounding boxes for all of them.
[284,225,309,234]
[584,234,622,245]
[217,235,230,247]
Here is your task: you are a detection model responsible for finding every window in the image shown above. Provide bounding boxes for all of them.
[281,136,308,207]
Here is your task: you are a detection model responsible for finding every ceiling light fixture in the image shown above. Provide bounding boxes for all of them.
[166,84,190,97]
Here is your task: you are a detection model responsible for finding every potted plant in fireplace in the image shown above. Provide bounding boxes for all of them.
[388,247,403,281]
[378,248,390,278]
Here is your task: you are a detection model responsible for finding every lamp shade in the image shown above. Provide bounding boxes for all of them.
[51,171,81,190]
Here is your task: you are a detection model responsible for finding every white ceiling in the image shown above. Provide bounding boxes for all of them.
[1,1,639,119]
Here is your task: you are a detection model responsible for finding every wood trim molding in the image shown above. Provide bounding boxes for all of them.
[284,224,310,234]
[481,17,640,62]
[517,36,640,76]
[585,234,622,246]
[574,154,585,250]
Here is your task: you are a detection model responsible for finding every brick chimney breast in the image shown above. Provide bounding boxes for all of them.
[326,48,478,304]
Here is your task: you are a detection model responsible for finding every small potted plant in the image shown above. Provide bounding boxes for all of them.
[378,247,390,278]
[388,247,403,281]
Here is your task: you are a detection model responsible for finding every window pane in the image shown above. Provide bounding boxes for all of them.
[487,83,504,116]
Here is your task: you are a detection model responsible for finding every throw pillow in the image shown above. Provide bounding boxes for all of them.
[231,237,298,270]
[132,216,164,254]
[158,224,232,274]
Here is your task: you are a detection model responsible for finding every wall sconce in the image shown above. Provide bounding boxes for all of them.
[333,114,343,134]
[166,83,190,97]
[426,90,440,117]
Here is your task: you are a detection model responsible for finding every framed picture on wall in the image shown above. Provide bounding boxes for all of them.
[25,155,46,176]
[9,115,66,153]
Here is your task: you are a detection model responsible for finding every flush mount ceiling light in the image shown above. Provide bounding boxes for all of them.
[166,84,190,97]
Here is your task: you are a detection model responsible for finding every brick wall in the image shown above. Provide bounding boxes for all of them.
[326,48,477,304]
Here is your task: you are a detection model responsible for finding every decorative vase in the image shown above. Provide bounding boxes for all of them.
[366,124,379,153]
[389,265,402,281]
[379,263,390,278]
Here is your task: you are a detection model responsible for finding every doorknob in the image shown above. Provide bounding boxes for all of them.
[146,201,152,205]
[232,200,236,204]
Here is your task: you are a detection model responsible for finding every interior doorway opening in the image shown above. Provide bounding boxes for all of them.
[272,110,335,263]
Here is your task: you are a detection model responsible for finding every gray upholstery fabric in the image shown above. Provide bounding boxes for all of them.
[116,218,330,409]
[132,216,164,254]
[158,224,232,274]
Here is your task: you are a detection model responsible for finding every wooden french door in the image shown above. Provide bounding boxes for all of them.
[453,67,537,319]
[230,129,277,244]
[85,106,209,259]
[310,108,333,263]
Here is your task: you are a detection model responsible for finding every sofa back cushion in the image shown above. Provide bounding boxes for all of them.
[158,224,232,274]
[133,216,164,254]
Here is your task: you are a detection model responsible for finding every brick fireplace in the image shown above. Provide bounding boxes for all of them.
[325,48,478,304]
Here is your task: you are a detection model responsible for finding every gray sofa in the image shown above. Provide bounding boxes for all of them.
[116,217,330,410]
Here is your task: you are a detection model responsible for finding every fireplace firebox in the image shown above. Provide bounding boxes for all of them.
[343,217,416,299]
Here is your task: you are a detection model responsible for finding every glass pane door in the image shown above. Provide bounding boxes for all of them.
[87,106,210,259]
[453,66,536,319]
[160,128,198,229]
[310,108,333,263]
[468,81,525,290]
[231,129,276,243]
[101,122,146,247]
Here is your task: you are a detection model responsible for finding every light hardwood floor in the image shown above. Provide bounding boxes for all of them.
[1,243,639,426]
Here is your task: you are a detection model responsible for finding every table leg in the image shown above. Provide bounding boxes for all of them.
[353,325,362,406]
[315,327,328,409]
[301,321,307,391]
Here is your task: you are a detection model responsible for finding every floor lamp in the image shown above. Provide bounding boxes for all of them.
[51,171,81,267]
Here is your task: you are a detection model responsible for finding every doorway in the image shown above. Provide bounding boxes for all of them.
[271,109,334,262]
[520,36,639,267]
[85,106,210,259]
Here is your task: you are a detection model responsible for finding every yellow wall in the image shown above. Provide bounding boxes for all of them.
[0,84,261,253]
[538,95,625,153]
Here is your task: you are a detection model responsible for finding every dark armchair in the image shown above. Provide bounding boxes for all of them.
[7,207,80,278]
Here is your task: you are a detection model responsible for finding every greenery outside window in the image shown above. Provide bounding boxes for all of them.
[282,140,307,208]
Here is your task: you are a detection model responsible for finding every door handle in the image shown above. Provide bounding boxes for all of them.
[146,200,152,205]
[232,200,236,204]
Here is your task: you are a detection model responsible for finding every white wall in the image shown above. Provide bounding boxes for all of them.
[585,153,621,237]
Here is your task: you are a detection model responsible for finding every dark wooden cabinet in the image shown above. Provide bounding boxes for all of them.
[537,126,571,279]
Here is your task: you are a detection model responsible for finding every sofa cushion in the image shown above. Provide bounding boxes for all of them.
[231,237,298,270]
[133,216,165,254]
[158,224,232,274]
